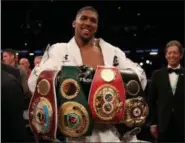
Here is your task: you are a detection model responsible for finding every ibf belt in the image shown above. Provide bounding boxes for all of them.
[121,97,149,127]
[28,70,58,141]
[57,66,93,137]
[88,66,126,123]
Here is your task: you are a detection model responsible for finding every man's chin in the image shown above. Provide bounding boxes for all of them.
[169,62,179,67]
[81,36,93,42]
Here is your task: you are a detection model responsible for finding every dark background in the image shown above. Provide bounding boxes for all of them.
[1,1,184,78]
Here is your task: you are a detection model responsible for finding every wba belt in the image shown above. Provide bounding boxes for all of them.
[57,66,93,137]
[28,70,58,141]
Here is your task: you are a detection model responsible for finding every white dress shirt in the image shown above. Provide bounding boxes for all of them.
[168,64,180,95]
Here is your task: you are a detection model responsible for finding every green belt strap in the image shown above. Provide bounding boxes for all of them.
[57,66,93,137]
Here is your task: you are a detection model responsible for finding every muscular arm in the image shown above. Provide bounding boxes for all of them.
[115,48,147,90]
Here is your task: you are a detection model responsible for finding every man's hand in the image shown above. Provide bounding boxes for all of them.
[150,125,158,139]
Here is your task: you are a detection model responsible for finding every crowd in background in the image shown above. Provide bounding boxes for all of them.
[1,3,184,142]
[2,40,184,143]
[1,49,43,142]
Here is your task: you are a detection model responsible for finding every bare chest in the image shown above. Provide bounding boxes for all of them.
[80,47,104,69]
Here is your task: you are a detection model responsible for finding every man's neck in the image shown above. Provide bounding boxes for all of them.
[75,36,95,49]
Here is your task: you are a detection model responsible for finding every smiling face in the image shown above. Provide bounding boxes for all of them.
[73,9,98,42]
[165,45,183,68]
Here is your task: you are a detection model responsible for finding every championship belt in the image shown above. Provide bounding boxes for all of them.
[122,97,149,127]
[28,70,58,141]
[57,66,93,137]
[118,69,149,127]
[88,66,126,123]
[120,69,143,98]
[115,69,149,137]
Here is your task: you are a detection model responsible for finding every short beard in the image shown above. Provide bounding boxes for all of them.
[80,35,94,44]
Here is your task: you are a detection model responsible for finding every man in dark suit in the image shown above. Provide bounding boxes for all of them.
[1,69,28,142]
[2,49,32,99]
[150,40,184,142]
[1,62,21,83]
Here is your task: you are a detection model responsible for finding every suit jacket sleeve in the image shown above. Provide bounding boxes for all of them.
[149,71,159,125]
[115,47,147,90]
[2,74,27,142]
[1,62,21,83]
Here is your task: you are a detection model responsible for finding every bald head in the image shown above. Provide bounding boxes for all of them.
[19,58,30,70]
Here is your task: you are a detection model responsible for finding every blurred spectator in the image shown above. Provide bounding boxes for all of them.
[2,49,32,99]
[3,48,16,66]
[19,58,32,79]
[2,68,28,142]
[1,62,21,83]
[34,55,42,67]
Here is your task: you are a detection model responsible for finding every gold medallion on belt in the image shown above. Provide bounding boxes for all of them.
[37,79,51,96]
[121,97,149,127]
[60,79,80,100]
[30,97,53,134]
[58,102,89,137]
[93,84,123,121]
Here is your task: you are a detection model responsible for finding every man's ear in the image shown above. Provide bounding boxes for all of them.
[72,20,76,28]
